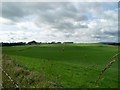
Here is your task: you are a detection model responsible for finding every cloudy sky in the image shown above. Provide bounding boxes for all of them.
[0,2,118,43]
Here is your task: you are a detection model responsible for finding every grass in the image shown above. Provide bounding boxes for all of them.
[2,43,118,88]
[2,55,55,88]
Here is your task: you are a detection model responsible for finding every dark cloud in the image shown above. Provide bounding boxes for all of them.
[2,2,26,21]
[2,2,88,22]
[52,21,88,31]
[104,31,118,36]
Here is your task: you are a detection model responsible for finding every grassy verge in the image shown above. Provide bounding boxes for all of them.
[2,54,61,88]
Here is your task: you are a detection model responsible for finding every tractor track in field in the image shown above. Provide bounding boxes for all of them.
[0,67,21,89]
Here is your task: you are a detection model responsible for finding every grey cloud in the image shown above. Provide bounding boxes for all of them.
[52,21,88,31]
[2,2,51,21]
[2,2,88,22]
[104,31,118,36]
[1,2,118,43]
[2,2,26,21]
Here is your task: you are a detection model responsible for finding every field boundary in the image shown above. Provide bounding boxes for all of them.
[95,52,119,84]
[0,67,20,89]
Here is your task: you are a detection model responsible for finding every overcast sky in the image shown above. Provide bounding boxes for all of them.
[0,2,118,43]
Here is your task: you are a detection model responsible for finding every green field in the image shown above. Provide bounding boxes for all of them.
[2,44,118,88]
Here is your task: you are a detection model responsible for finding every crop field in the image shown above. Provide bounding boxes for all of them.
[2,44,118,88]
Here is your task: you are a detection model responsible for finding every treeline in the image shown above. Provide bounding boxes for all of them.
[1,40,74,46]
[1,42,26,46]
[2,41,119,46]
[107,43,120,46]
[99,42,120,46]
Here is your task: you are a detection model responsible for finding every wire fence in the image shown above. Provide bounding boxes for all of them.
[95,52,120,84]
[0,67,20,90]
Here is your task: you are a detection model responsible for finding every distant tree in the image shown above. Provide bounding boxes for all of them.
[57,42,61,44]
[28,41,37,45]
[2,42,26,46]
[51,42,55,44]
[63,42,73,44]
